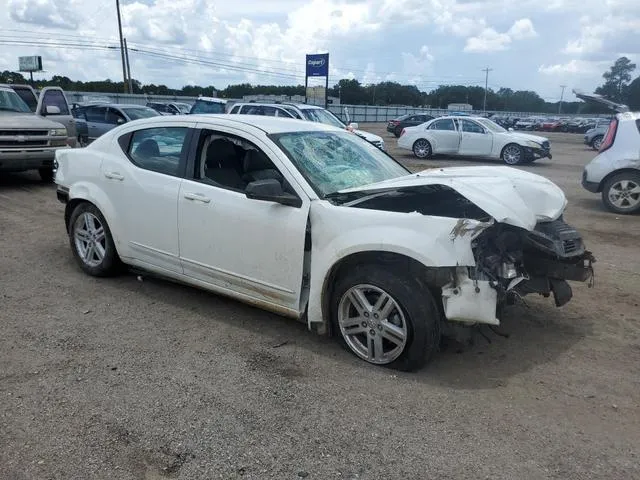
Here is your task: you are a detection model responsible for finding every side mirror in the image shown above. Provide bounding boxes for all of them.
[348,122,359,130]
[45,105,61,115]
[508,127,514,132]
[245,179,302,208]
[117,118,126,125]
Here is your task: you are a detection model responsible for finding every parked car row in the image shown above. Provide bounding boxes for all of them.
[490,115,612,134]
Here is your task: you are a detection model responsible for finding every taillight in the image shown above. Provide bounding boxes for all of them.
[599,118,618,152]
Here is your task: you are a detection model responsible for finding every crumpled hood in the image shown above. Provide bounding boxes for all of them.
[339,166,567,230]
[0,111,66,129]
[509,132,549,145]
[352,129,383,143]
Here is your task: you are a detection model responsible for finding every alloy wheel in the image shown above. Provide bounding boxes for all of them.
[503,145,522,164]
[608,179,640,210]
[338,284,408,365]
[73,212,107,267]
[413,139,430,159]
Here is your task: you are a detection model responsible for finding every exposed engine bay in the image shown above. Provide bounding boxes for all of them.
[334,184,595,327]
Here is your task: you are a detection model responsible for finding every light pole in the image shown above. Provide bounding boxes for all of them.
[116,0,128,93]
[482,67,493,113]
[558,85,566,114]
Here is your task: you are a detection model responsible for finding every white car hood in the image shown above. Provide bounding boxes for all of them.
[338,166,567,230]
[353,129,383,143]
[509,132,549,145]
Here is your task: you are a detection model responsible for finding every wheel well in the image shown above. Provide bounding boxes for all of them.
[413,138,431,148]
[64,198,92,232]
[500,142,521,157]
[321,251,451,337]
[598,168,640,193]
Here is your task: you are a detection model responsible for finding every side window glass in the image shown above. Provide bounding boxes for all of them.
[85,106,106,123]
[429,119,455,131]
[461,120,485,134]
[229,105,240,114]
[245,105,263,115]
[195,131,293,195]
[262,106,277,117]
[13,88,37,112]
[41,90,70,115]
[105,108,126,125]
[128,127,188,176]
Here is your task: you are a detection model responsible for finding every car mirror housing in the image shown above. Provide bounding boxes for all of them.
[245,179,302,208]
[45,105,61,115]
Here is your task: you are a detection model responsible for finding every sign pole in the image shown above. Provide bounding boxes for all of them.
[30,72,34,87]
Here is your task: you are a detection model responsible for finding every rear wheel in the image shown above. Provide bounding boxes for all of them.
[68,202,122,276]
[38,167,54,182]
[501,143,525,165]
[602,172,640,214]
[591,135,604,150]
[332,263,440,371]
[412,139,432,159]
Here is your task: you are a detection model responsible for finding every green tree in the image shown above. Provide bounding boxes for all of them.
[595,56,637,102]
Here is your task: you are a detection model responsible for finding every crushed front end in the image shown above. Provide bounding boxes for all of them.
[442,217,595,325]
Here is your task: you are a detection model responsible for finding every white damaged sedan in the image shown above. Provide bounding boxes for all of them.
[398,115,552,165]
[54,115,594,371]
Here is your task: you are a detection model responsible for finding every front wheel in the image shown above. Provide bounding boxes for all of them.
[68,202,122,276]
[602,172,640,214]
[332,263,440,371]
[412,139,432,159]
[501,143,525,165]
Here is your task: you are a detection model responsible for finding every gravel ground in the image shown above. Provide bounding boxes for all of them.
[1,127,639,480]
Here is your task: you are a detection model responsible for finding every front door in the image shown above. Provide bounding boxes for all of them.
[177,126,309,313]
[99,124,192,273]
[84,106,112,141]
[458,119,493,157]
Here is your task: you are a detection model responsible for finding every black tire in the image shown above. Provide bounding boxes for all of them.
[331,263,441,371]
[394,125,403,137]
[412,139,432,159]
[601,171,640,214]
[38,167,54,182]
[591,135,604,151]
[501,143,525,165]
[68,202,122,276]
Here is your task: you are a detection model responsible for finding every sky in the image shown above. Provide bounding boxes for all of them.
[1,0,639,102]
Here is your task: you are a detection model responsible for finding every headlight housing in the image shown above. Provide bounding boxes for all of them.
[525,140,542,148]
[50,128,67,137]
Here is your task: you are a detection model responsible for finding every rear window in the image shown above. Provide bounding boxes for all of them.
[190,100,225,114]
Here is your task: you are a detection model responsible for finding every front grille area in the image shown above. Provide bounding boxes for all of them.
[0,140,49,148]
[0,130,48,136]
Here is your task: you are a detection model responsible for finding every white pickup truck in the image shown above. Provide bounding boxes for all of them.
[0,85,77,181]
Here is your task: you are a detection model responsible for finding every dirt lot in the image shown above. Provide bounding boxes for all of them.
[1,127,639,480]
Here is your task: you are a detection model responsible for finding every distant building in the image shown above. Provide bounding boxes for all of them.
[447,103,473,111]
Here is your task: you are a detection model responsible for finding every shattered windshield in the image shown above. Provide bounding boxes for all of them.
[0,89,32,113]
[301,108,346,129]
[271,131,409,197]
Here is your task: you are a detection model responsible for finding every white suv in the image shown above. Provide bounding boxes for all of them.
[578,92,640,214]
[229,102,385,150]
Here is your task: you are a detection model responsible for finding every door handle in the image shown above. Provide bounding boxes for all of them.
[104,171,124,181]
[183,192,211,203]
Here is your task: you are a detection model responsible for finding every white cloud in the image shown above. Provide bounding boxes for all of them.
[538,59,603,75]
[508,18,537,40]
[464,28,511,53]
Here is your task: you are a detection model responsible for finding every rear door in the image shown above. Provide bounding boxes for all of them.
[427,118,461,154]
[35,87,77,138]
[84,106,111,141]
[458,119,493,156]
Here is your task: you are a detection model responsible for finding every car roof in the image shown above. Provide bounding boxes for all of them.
[141,114,344,134]
[0,86,14,92]
[195,97,227,103]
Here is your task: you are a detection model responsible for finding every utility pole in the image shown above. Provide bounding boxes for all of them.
[482,67,493,113]
[558,85,566,114]
[116,0,128,93]
[124,38,133,94]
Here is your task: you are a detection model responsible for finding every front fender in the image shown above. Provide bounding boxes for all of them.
[306,201,486,328]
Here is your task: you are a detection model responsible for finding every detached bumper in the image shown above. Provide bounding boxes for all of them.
[524,146,552,161]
